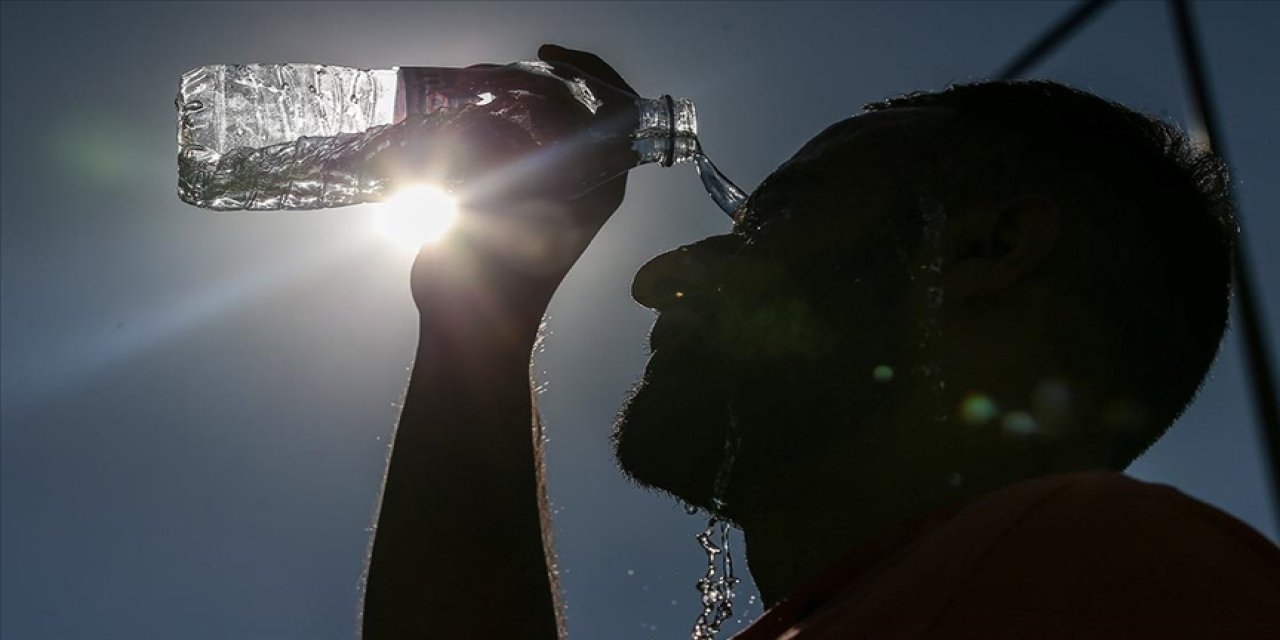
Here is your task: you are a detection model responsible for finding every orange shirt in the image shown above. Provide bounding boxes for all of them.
[734,471,1280,639]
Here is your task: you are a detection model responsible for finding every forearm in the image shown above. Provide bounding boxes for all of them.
[361,311,560,639]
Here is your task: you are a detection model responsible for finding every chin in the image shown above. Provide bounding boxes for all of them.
[611,351,734,508]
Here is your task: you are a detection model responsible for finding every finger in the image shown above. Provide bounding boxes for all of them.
[538,43,637,95]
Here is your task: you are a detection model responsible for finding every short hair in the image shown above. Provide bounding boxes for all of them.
[866,81,1236,468]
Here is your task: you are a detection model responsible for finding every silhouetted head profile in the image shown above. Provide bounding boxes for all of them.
[613,80,1235,540]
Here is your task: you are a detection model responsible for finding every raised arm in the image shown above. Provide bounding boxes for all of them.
[360,45,637,639]
[360,233,566,639]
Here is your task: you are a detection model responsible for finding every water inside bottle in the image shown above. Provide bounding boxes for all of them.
[178,122,399,210]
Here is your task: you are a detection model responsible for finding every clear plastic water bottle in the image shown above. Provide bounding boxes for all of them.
[176,61,743,212]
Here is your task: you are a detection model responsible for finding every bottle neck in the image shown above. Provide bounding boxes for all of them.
[634,95,699,167]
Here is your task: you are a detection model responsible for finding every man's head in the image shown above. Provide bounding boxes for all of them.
[613,81,1235,522]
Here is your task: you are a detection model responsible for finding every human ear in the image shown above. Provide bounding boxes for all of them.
[942,196,1060,301]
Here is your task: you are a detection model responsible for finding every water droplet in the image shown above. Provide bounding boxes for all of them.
[308,84,317,93]
[683,502,700,516]
[626,569,635,576]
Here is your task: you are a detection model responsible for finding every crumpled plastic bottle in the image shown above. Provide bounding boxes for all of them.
[176,61,714,211]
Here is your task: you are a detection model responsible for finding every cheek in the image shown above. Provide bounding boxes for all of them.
[614,350,737,503]
[712,253,853,361]
[716,296,837,362]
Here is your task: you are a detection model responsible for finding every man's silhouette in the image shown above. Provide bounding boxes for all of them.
[360,46,1280,638]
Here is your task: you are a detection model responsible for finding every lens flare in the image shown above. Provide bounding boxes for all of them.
[374,184,459,250]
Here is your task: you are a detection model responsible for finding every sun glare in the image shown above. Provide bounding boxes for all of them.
[374,184,459,250]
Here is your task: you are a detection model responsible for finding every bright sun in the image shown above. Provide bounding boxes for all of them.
[374,184,459,250]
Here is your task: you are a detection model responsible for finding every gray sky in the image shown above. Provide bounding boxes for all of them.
[2,2,1277,639]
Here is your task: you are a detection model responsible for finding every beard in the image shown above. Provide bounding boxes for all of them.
[611,296,914,521]
[611,340,736,511]
[612,334,892,522]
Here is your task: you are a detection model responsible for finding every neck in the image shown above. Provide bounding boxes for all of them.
[731,354,1104,606]
[739,467,966,606]
[736,409,1041,607]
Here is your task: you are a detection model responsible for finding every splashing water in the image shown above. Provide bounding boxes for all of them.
[913,193,949,417]
[692,518,739,640]
[689,403,743,640]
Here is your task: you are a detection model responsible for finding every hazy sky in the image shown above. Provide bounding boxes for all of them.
[2,2,1277,639]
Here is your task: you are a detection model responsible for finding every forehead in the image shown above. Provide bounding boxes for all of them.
[733,107,953,235]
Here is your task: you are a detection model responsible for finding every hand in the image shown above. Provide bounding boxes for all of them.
[532,43,638,227]
[410,45,638,341]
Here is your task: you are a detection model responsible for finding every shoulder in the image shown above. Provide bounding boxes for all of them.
[930,470,1280,637]
[747,472,1280,639]
[992,470,1279,565]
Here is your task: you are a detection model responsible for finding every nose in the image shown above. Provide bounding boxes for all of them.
[631,234,742,311]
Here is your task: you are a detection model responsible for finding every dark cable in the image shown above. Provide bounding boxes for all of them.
[1169,0,1280,533]
[997,0,1115,81]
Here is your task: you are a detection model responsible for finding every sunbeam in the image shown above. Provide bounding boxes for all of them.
[373,184,459,251]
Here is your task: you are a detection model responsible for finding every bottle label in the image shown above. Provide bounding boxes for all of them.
[398,67,467,120]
